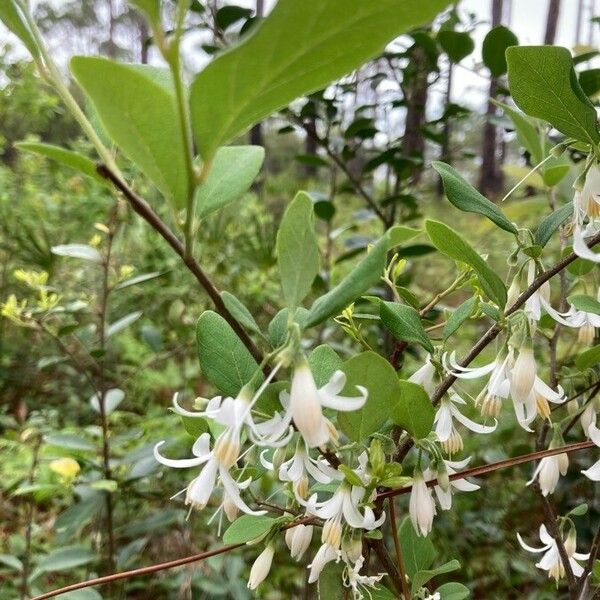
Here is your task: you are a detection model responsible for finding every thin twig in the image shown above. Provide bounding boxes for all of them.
[388,498,410,599]
[96,164,265,371]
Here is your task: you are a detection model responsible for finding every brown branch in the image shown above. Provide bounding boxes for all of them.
[96,164,265,370]
[388,498,410,599]
[368,538,405,597]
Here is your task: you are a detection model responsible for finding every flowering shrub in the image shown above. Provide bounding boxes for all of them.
[3,1,600,599]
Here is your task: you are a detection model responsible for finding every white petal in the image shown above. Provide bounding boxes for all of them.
[434,404,453,442]
[450,404,497,434]
[154,441,210,468]
[589,423,600,447]
[192,433,212,458]
[517,532,547,554]
[533,377,565,404]
[582,458,600,481]
[220,467,266,516]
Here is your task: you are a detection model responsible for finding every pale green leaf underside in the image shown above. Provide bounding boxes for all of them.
[70,57,190,209]
[190,0,451,158]
[196,145,264,218]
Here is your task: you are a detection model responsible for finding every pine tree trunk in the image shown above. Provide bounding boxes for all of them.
[437,60,453,196]
[544,0,561,45]
[402,45,429,184]
[478,0,504,198]
[249,0,265,147]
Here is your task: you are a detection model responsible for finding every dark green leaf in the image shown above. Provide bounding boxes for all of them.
[443,297,477,339]
[482,25,518,77]
[436,582,471,600]
[399,516,436,578]
[380,302,433,353]
[576,345,600,370]
[534,202,573,246]
[412,560,461,593]
[223,515,277,544]
[432,161,517,234]
[506,46,600,144]
[0,1,39,59]
[568,294,600,315]
[438,31,474,63]
[579,68,600,97]
[391,380,435,439]
[308,344,343,387]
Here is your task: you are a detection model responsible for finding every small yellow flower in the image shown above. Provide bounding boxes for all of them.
[1,294,30,325]
[89,234,102,248]
[119,265,134,281]
[14,269,48,288]
[49,457,81,483]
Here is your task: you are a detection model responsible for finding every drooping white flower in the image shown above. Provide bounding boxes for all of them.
[424,457,480,511]
[581,403,596,437]
[284,360,367,448]
[303,484,385,550]
[434,393,497,454]
[343,555,385,600]
[527,454,568,496]
[572,165,600,262]
[409,354,437,396]
[510,346,537,403]
[308,543,340,583]
[247,544,275,590]
[409,470,437,537]
[517,525,589,582]
[285,522,314,561]
[261,444,342,500]
[444,351,511,418]
[581,422,600,481]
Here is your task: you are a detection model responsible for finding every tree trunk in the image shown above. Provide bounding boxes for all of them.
[437,60,453,196]
[249,0,265,148]
[575,0,584,44]
[544,0,561,45]
[139,17,149,64]
[402,45,429,184]
[478,0,504,198]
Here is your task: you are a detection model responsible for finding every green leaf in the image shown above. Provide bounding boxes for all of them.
[506,46,600,144]
[129,0,161,24]
[318,562,345,600]
[308,344,343,388]
[412,560,461,593]
[391,380,435,440]
[579,68,600,97]
[268,307,309,347]
[564,245,595,276]
[438,31,474,63]
[15,142,107,184]
[196,146,265,218]
[221,291,261,335]
[0,1,39,59]
[0,554,23,572]
[52,244,102,262]
[444,297,477,339]
[432,161,517,234]
[36,545,95,573]
[106,311,142,337]
[493,100,543,165]
[338,352,401,442]
[436,582,471,600]
[276,191,320,307]
[399,516,436,579]
[543,163,571,186]
[482,25,518,77]
[58,589,103,600]
[569,294,600,315]
[388,225,422,248]
[223,515,277,544]
[45,433,95,452]
[114,271,164,291]
[425,220,507,307]
[55,495,104,542]
[380,302,433,353]
[180,414,209,438]
[90,388,125,415]
[576,345,600,370]
[70,57,190,210]
[196,310,262,396]
[304,234,388,328]
[190,0,451,158]
[534,202,573,247]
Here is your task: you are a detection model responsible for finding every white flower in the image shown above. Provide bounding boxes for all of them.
[527,454,568,496]
[510,346,536,403]
[535,299,600,346]
[424,457,479,511]
[285,523,314,561]
[308,543,340,583]
[517,525,589,582]
[572,166,600,262]
[343,555,384,600]
[409,471,437,536]
[444,351,511,418]
[247,544,275,590]
[434,393,497,454]
[582,422,600,480]
[284,360,367,448]
[261,444,342,500]
[303,484,385,550]
[409,354,437,396]
[581,403,596,437]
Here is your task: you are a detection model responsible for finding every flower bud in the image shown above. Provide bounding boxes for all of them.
[343,532,363,563]
[223,494,239,522]
[247,545,275,590]
[289,524,313,561]
[511,346,536,402]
